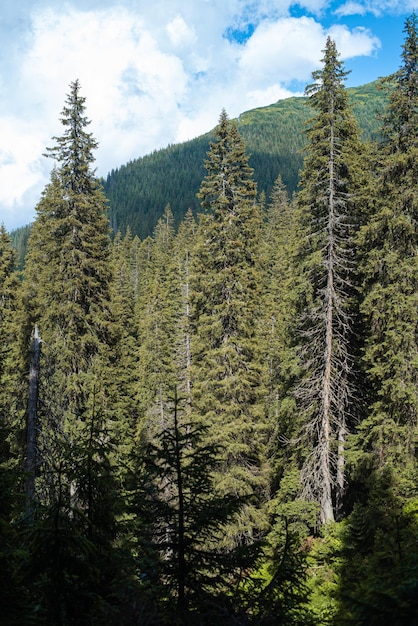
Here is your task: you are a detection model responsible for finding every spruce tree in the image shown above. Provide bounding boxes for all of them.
[0,224,25,423]
[344,21,418,613]
[135,205,181,434]
[292,39,364,524]
[263,177,300,450]
[23,79,113,440]
[130,390,255,624]
[173,208,197,408]
[190,110,270,544]
[0,225,27,623]
[108,228,139,456]
[356,14,418,485]
[21,81,123,621]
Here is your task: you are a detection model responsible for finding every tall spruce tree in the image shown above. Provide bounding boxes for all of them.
[21,82,123,621]
[263,177,300,447]
[356,14,418,484]
[135,205,181,434]
[0,224,26,430]
[173,208,197,408]
[107,228,141,482]
[190,110,270,544]
[346,24,418,613]
[23,80,113,440]
[292,39,363,524]
[0,225,27,623]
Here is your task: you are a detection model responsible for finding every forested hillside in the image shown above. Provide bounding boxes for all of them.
[10,80,386,252]
[102,80,387,239]
[1,14,418,626]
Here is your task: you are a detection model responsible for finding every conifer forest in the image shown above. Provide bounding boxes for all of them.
[2,14,418,626]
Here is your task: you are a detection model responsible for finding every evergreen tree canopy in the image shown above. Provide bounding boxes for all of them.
[381,13,418,152]
[24,80,112,383]
[23,80,115,508]
[293,38,364,524]
[356,14,418,484]
[191,110,270,544]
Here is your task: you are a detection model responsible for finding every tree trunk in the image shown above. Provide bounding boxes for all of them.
[25,325,41,513]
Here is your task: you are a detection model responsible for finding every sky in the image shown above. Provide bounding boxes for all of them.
[1,0,417,231]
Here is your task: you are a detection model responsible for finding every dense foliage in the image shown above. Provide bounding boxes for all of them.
[2,16,418,626]
[98,80,387,240]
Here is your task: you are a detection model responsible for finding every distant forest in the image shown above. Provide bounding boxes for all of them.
[1,14,418,626]
[101,80,387,239]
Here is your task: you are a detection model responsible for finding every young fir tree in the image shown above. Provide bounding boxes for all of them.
[130,390,255,624]
[108,228,139,454]
[292,38,364,524]
[262,178,300,453]
[173,208,197,409]
[135,205,181,434]
[190,110,270,545]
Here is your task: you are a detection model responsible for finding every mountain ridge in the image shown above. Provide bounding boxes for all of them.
[102,80,387,239]
[11,80,388,255]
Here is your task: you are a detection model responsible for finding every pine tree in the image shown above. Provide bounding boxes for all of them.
[292,39,364,524]
[190,110,270,544]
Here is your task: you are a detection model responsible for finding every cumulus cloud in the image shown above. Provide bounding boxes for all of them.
[328,25,380,57]
[335,2,367,16]
[336,0,418,16]
[0,1,388,229]
[238,16,380,85]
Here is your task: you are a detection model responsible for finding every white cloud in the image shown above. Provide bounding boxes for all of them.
[166,15,197,48]
[245,84,304,109]
[239,17,325,83]
[328,25,380,57]
[336,0,418,16]
[238,16,380,85]
[296,0,330,14]
[0,1,386,231]
[0,117,49,229]
[335,2,366,16]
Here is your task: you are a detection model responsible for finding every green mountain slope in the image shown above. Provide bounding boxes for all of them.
[102,81,387,239]
[10,80,387,255]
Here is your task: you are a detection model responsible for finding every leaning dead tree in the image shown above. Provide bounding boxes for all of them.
[25,325,41,513]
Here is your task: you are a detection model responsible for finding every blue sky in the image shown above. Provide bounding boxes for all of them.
[0,0,417,230]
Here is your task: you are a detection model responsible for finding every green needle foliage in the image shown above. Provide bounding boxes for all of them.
[291,38,364,525]
[3,15,418,624]
[19,82,125,624]
[130,390,256,625]
[356,13,418,480]
[340,15,418,623]
[190,110,270,546]
[23,79,114,457]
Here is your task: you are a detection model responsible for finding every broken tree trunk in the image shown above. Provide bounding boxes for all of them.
[25,325,41,514]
